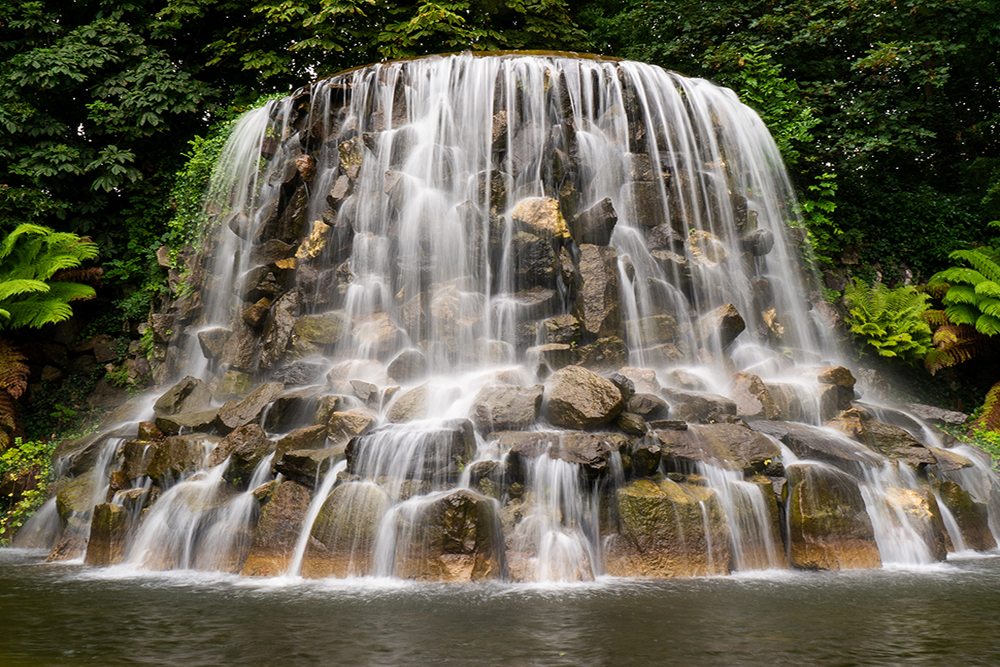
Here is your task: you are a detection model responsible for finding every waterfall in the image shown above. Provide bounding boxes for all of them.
[37,52,1000,582]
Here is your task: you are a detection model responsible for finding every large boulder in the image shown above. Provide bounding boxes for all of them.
[206,423,275,485]
[84,503,130,567]
[262,386,325,432]
[393,489,506,582]
[785,462,881,570]
[729,372,781,420]
[153,376,212,417]
[570,197,617,245]
[240,480,313,576]
[937,479,997,551]
[501,431,631,479]
[327,409,377,445]
[302,481,392,578]
[346,419,476,485]
[469,383,543,434]
[572,244,623,340]
[605,479,731,577]
[660,388,737,423]
[694,303,745,350]
[155,408,219,436]
[544,366,624,429]
[751,420,886,477]
[511,197,571,240]
[289,311,347,357]
[216,382,284,434]
[826,409,937,469]
[146,434,221,486]
[653,423,781,475]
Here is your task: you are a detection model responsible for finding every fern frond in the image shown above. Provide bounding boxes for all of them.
[923,309,950,327]
[975,281,1000,298]
[0,279,50,301]
[52,267,104,287]
[926,324,994,373]
[950,247,1000,284]
[0,224,52,260]
[2,299,76,330]
[973,382,1000,433]
[931,267,985,286]
[944,303,981,326]
[0,338,29,401]
[943,285,979,306]
[975,313,1000,336]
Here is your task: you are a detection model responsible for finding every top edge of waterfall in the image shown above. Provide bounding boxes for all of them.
[310,50,656,86]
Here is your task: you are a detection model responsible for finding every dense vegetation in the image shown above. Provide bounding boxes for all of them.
[1,0,999,447]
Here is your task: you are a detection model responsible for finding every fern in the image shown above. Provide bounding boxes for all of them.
[0,339,28,450]
[924,324,994,373]
[974,382,1000,433]
[844,277,933,363]
[929,242,1000,338]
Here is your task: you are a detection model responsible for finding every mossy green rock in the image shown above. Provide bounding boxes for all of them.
[606,478,731,577]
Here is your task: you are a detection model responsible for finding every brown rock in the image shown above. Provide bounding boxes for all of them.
[544,366,624,429]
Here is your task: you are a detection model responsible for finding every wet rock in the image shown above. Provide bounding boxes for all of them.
[785,463,881,571]
[937,479,997,551]
[243,298,272,328]
[511,197,570,239]
[694,303,745,350]
[327,174,352,206]
[881,487,947,561]
[197,328,231,361]
[571,197,617,245]
[206,424,275,485]
[527,343,574,376]
[730,372,781,420]
[250,239,296,267]
[630,315,677,347]
[216,369,254,401]
[927,447,973,472]
[665,369,707,392]
[620,181,667,228]
[216,382,285,434]
[302,482,392,578]
[259,290,300,369]
[904,403,969,427]
[153,376,212,417]
[687,230,728,267]
[346,419,475,484]
[146,434,220,486]
[241,480,313,577]
[545,365,625,429]
[502,431,630,479]
[120,439,158,481]
[573,244,623,340]
[653,423,781,475]
[84,503,130,567]
[275,424,329,457]
[618,367,661,394]
[762,383,805,422]
[386,383,434,423]
[351,312,405,358]
[541,313,581,346]
[646,224,684,251]
[575,336,629,372]
[394,489,506,582]
[387,348,428,383]
[605,479,730,577]
[271,361,328,386]
[262,386,325,432]
[54,429,129,478]
[470,383,543,434]
[511,231,557,288]
[628,393,670,421]
[155,408,220,436]
[327,409,377,445]
[751,421,885,477]
[660,388,737,423]
[629,439,661,476]
[740,229,774,256]
[826,410,936,469]
[617,412,648,436]
[290,311,347,357]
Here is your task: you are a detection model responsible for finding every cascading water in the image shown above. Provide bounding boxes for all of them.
[31,52,1000,581]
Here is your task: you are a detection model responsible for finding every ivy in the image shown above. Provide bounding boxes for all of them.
[0,437,56,544]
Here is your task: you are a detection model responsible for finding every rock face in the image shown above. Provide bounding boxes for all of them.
[544,366,624,429]
[470,383,543,433]
[785,463,881,571]
[606,479,731,577]
[84,503,130,567]
[654,423,781,475]
[302,482,392,578]
[241,481,313,576]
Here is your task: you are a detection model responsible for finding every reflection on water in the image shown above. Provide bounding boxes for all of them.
[3,550,1000,666]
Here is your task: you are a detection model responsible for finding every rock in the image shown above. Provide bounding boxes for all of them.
[387,348,428,383]
[617,412,648,436]
[155,408,220,436]
[271,361,328,386]
[511,197,570,239]
[660,388,737,423]
[241,481,313,576]
[628,393,670,421]
[605,479,730,577]
[785,462,881,570]
[346,419,475,484]
[351,312,405,358]
[694,303,745,350]
[617,367,660,394]
[242,298,272,328]
[571,197,617,245]
[575,336,629,372]
[761,382,806,422]
[544,366,625,429]
[573,244,623,340]
[393,489,506,582]
[296,219,331,260]
[339,136,364,179]
[206,424,275,485]
[620,181,667,228]
[904,403,969,427]
[665,369,707,391]
[259,290,300,369]
[730,372,781,420]
[740,229,774,256]
[84,503,130,567]
[275,424,328,457]
[826,410,937,469]
[927,447,974,472]
[146,434,221,486]
[687,230,728,267]
[511,231,557,288]
[630,315,677,347]
[541,313,581,346]
[502,431,630,479]
[197,328,231,360]
[654,422,782,475]
[120,439,158,481]
[290,311,347,356]
[137,422,162,441]
[470,383,543,434]
[527,343,574,375]
[262,386,325,432]
[879,487,947,561]
[811,366,857,390]
[216,369,254,401]
[327,409,377,445]
[249,239,296,266]
[751,420,886,477]
[937,479,998,551]
[302,482,392,578]
[153,376,212,417]
[216,382,285,434]
[386,383,432,423]
[273,446,343,488]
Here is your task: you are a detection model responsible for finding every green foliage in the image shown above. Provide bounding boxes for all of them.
[0,224,98,330]
[844,277,933,363]
[0,437,56,544]
[928,222,1000,337]
[797,173,843,268]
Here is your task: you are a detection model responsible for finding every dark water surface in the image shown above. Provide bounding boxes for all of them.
[2,549,999,667]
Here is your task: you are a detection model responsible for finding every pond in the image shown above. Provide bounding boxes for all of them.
[3,549,999,666]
